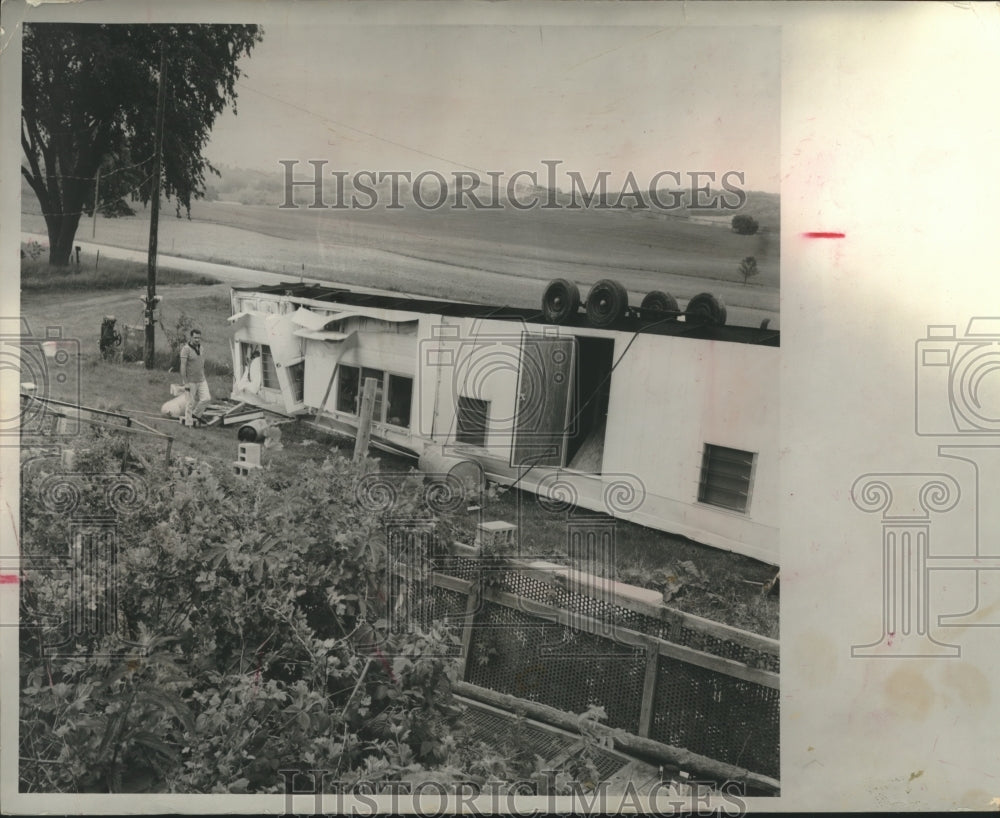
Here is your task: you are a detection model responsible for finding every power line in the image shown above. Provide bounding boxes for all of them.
[239,81,491,177]
[24,154,155,182]
[29,167,161,218]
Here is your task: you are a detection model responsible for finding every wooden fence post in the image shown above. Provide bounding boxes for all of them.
[638,640,660,738]
[353,376,378,462]
[454,585,480,681]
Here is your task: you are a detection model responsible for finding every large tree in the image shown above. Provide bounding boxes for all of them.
[21,23,262,266]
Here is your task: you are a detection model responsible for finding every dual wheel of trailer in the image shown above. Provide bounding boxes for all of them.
[541,278,727,328]
[639,290,679,319]
[683,292,728,327]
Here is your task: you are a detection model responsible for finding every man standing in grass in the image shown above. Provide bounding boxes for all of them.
[179,328,211,418]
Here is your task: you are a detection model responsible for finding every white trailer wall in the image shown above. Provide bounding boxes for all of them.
[418,316,779,563]
[601,333,779,563]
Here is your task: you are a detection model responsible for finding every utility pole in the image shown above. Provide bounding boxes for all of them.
[144,41,167,369]
[92,165,100,238]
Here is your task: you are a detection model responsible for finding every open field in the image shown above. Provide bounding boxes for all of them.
[21,194,779,328]
[20,256,219,293]
[20,264,777,636]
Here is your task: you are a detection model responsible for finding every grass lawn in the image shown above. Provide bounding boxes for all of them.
[20,255,219,293]
[20,258,777,637]
[21,260,235,463]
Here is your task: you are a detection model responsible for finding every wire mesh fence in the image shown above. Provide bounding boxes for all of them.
[417,552,779,780]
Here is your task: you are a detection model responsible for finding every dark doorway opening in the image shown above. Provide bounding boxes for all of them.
[566,336,614,473]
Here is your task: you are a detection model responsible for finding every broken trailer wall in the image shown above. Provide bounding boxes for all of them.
[228,290,307,414]
[301,311,420,447]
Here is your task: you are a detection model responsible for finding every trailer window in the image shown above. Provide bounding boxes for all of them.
[698,444,755,513]
[361,367,385,422]
[386,374,413,428]
[336,366,394,422]
[337,365,361,413]
[287,362,305,404]
[456,397,489,447]
[260,345,280,390]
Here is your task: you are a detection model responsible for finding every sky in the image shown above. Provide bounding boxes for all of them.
[204,23,780,193]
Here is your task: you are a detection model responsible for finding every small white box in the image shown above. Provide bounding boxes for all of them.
[475,521,518,549]
[237,442,262,466]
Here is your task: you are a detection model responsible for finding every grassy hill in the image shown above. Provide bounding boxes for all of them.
[21,166,780,326]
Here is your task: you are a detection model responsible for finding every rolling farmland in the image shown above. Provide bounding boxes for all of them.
[21,196,779,327]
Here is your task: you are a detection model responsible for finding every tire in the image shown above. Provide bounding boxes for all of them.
[541,278,581,324]
[585,279,629,327]
[716,299,728,326]
[685,292,727,327]
[640,290,679,320]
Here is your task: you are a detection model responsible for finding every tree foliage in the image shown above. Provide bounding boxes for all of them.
[730,214,759,235]
[19,434,462,792]
[739,256,759,285]
[21,23,262,265]
[20,432,614,794]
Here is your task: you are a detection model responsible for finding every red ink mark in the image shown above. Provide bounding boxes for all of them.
[887,631,895,647]
[802,231,846,239]
[4,500,22,550]
[374,647,396,683]
[0,574,19,585]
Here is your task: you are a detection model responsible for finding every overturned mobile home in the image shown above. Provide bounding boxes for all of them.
[227,281,779,565]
